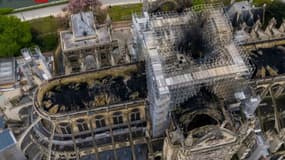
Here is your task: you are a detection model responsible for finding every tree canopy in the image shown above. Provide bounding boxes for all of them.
[0,8,13,15]
[67,0,102,14]
[0,16,32,57]
[266,0,285,24]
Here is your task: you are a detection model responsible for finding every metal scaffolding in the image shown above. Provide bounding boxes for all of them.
[133,3,254,137]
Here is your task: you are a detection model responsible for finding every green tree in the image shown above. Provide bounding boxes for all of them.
[0,8,13,15]
[266,0,285,24]
[192,0,205,6]
[0,16,32,57]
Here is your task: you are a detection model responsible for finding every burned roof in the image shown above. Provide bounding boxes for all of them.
[35,63,146,115]
[172,89,224,133]
[251,46,285,79]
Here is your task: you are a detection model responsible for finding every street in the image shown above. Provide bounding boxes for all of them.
[11,0,142,21]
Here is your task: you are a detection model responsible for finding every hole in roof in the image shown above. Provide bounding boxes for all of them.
[83,31,87,36]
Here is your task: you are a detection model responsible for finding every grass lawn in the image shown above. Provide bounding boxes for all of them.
[252,0,273,6]
[192,0,205,6]
[0,8,13,15]
[28,16,66,52]
[108,3,142,21]
[28,16,61,34]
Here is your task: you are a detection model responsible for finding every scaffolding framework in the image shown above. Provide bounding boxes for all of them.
[133,3,253,137]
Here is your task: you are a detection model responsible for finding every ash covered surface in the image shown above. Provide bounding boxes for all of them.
[258,95,285,131]
[174,14,210,62]
[251,46,285,78]
[42,66,146,114]
[172,89,223,134]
